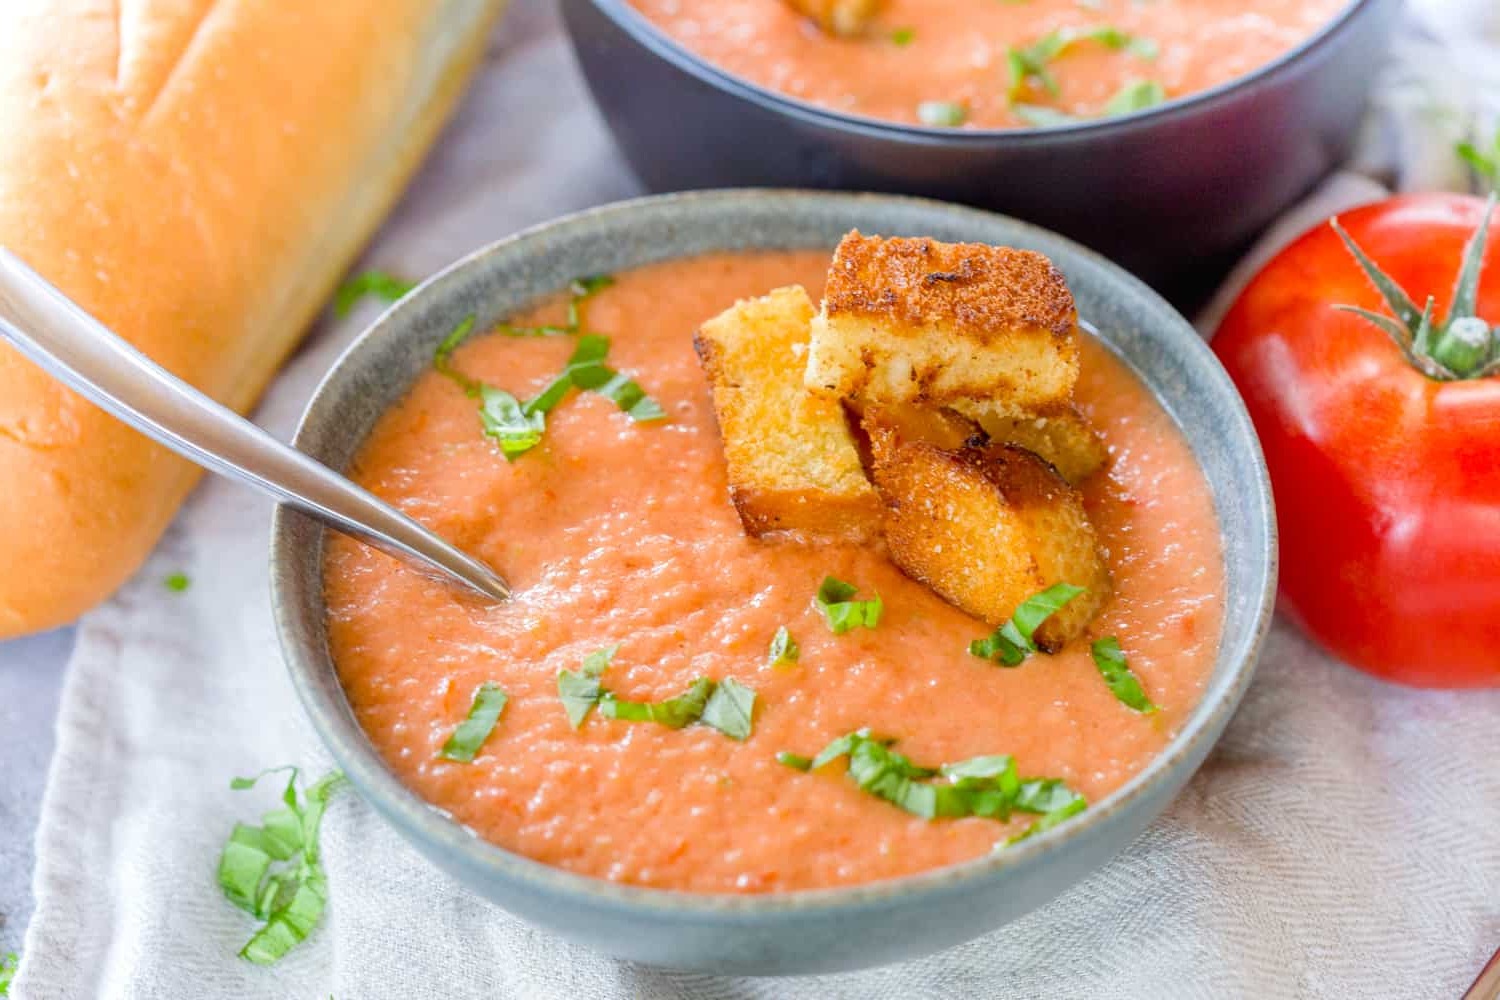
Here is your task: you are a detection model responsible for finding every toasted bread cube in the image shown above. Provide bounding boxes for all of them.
[866,426,1111,650]
[806,232,1080,408]
[949,400,1108,485]
[695,286,882,541]
[783,0,880,35]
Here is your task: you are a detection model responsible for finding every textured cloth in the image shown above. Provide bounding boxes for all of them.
[13,0,1500,996]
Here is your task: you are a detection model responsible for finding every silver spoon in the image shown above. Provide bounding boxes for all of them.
[0,247,510,602]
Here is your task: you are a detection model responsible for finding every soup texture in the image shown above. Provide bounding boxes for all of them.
[324,251,1225,893]
[628,0,1348,128]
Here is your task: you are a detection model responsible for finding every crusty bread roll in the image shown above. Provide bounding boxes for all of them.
[0,0,504,637]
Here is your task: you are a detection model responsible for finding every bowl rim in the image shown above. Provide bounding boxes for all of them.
[271,188,1277,920]
[576,0,1373,140]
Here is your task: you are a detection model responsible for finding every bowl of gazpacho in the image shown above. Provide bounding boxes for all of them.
[560,0,1399,283]
[271,190,1275,973]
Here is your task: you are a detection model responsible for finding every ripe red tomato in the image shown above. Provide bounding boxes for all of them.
[1214,193,1500,688]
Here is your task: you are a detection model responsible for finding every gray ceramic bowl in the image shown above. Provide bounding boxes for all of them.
[562,0,1399,285]
[271,190,1276,974]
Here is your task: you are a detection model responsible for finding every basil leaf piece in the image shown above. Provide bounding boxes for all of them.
[768,626,799,667]
[333,270,414,317]
[776,751,814,771]
[970,583,1084,664]
[558,644,617,729]
[218,767,343,964]
[1008,24,1156,103]
[814,576,883,634]
[601,677,716,729]
[439,682,510,762]
[164,572,190,592]
[560,336,667,422]
[478,386,546,461]
[918,101,968,127]
[784,731,1083,827]
[890,26,915,45]
[1005,796,1088,847]
[567,274,616,329]
[0,951,16,995]
[1104,79,1166,116]
[1091,637,1159,713]
[433,315,479,391]
[700,677,757,741]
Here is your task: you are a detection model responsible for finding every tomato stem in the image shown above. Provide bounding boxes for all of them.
[1332,193,1497,381]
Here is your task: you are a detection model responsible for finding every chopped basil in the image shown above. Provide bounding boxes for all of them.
[439,682,510,762]
[918,101,968,127]
[567,274,616,329]
[1104,79,1167,116]
[1013,104,1079,128]
[0,951,15,994]
[768,626,799,668]
[477,386,546,461]
[1005,795,1088,846]
[890,26,916,45]
[815,577,883,634]
[561,647,755,739]
[970,583,1084,664]
[332,270,414,317]
[558,645,616,729]
[217,767,344,965]
[1007,24,1157,102]
[700,677,757,741]
[1091,636,1159,713]
[433,315,478,378]
[563,335,667,422]
[781,729,1084,828]
[164,572,190,592]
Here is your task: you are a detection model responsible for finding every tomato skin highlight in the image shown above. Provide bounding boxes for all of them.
[1213,193,1500,689]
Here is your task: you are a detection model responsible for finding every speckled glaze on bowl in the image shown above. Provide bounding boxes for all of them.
[270,190,1276,974]
[560,0,1399,284]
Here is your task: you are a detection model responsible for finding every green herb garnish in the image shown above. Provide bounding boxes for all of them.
[1458,131,1500,191]
[544,334,667,423]
[1006,25,1157,102]
[477,385,547,461]
[814,577,883,634]
[602,677,716,728]
[433,315,478,382]
[439,682,509,762]
[700,677,757,741]
[970,583,1084,665]
[890,26,916,45]
[1091,636,1159,713]
[768,626,799,668]
[558,645,616,729]
[779,730,1084,829]
[918,100,968,127]
[333,270,414,317]
[1104,78,1166,116]
[217,767,344,965]
[1005,794,1088,846]
[0,951,16,996]
[164,572,190,592]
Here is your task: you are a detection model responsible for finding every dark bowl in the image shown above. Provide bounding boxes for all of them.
[561,0,1399,283]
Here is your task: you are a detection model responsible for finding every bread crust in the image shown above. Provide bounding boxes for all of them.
[783,0,882,35]
[949,400,1109,485]
[0,0,504,636]
[866,413,1111,649]
[807,232,1080,406]
[695,286,881,542]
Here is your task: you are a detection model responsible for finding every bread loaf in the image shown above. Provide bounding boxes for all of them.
[0,0,504,636]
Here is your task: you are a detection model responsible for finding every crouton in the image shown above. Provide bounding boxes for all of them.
[806,232,1080,408]
[949,400,1108,485]
[865,421,1111,649]
[783,0,881,35]
[695,286,882,541]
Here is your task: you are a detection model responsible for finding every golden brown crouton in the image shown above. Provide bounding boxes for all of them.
[695,286,882,541]
[949,400,1108,485]
[865,421,1111,649]
[806,232,1080,408]
[783,0,881,35]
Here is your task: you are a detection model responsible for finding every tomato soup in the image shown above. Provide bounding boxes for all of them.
[628,0,1347,129]
[324,252,1224,893]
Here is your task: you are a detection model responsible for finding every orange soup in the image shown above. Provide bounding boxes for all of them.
[627,0,1348,129]
[324,251,1224,893]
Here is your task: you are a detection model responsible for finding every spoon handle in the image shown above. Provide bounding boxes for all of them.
[0,248,509,601]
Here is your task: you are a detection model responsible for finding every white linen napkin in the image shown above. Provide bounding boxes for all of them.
[13,0,1500,996]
